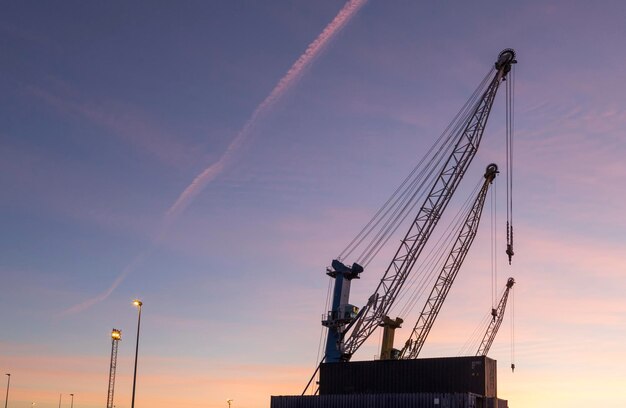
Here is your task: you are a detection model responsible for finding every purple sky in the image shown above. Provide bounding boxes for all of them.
[2,1,626,407]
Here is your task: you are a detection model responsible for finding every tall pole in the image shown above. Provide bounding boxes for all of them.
[107,329,122,408]
[131,299,143,408]
[58,394,61,408]
[4,374,9,408]
[70,393,74,408]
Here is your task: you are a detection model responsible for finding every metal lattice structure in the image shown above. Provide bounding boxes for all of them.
[476,277,515,356]
[107,329,121,408]
[335,50,517,362]
[399,164,498,359]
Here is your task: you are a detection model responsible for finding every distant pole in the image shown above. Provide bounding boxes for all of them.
[58,394,62,408]
[131,299,143,408]
[4,374,9,408]
[227,399,233,408]
[70,393,74,408]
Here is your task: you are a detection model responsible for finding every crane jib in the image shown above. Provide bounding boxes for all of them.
[476,277,516,357]
[399,163,499,360]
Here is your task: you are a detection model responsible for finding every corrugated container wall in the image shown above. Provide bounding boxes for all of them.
[319,356,497,398]
[271,392,481,408]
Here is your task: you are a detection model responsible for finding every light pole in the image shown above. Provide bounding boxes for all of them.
[58,394,62,408]
[107,329,122,408]
[70,393,74,408]
[4,374,9,408]
[227,399,233,408]
[131,299,143,408]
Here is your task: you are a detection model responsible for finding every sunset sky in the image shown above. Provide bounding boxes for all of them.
[2,1,626,407]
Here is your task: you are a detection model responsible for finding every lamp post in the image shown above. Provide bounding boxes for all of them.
[4,374,9,408]
[107,329,122,408]
[227,399,233,408]
[70,393,74,408]
[58,394,62,408]
[131,299,143,408]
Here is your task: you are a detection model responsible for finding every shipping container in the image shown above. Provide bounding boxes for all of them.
[319,356,497,398]
[484,397,509,408]
[271,392,482,408]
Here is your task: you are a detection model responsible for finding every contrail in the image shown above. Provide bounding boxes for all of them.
[63,0,367,315]
[60,249,153,315]
[166,0,368,218]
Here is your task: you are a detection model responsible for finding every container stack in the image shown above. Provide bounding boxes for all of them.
[271,356,509,408]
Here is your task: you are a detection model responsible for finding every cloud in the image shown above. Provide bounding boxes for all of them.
[165,0,368,218]
[63,0,368,315]
[59,248,152,316]
[25,84,198,167]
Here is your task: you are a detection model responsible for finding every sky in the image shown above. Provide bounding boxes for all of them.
[2,1,626,407]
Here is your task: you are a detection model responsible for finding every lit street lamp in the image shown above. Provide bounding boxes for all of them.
[4,373,10,408]
[227,399,233,408]
[131,299,143,408]
[70,393,74,408]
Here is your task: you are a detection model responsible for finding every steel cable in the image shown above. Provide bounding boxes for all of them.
[337,69,495,265]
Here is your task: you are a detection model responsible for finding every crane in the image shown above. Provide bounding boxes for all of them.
[320,49,517,365]
[476,277,515,358]
[398,163,498,359]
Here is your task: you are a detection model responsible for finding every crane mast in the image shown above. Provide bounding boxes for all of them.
[476,277,515,357]
[323,49,517,363]
[399,164,498,359]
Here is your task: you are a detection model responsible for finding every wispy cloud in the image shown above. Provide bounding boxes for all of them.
[165,0,368,219]
[25,84,198,167]
[0,141,162,236]
[60,248,152,316]
[63,0,368,315]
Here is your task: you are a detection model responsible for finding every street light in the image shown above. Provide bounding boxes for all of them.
[4,374,9,408]
[70,393,74,408]
[131,299,143,408]
[58,394,62,408]
[227,399,233,408]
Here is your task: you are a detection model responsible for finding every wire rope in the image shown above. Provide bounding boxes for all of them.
[510,283,515,370]
[336,69,495,267]
[392,179,483,321]
[458,311,491,356]
[314,277,334,367]
[358,72,493,267]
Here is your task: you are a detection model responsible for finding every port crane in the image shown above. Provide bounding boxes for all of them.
[476,277,515,357]
[304,49,516,394]
[320,49,516,365]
